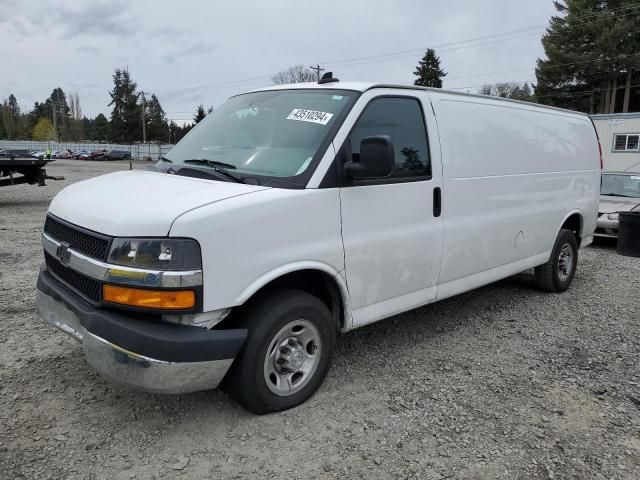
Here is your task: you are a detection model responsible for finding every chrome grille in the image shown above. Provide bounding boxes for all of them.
[44,215,111,261]
[44,252,101,302]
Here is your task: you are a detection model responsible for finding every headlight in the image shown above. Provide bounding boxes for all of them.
[607,213,619,221]
[107,238,201,270]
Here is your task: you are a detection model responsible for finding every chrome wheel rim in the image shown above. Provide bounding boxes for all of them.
[263,319,322,397]
[557,243,573,282]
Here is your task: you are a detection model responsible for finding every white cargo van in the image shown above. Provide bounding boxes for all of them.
[36,77,601,413]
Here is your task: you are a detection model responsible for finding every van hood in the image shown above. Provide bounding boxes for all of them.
[48,170,269,236]
[599,195,640,214]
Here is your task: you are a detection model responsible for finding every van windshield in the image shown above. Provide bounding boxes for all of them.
[163,89,357,187]
[601,174,640,198]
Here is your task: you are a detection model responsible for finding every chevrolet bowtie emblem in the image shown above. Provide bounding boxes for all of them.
[56,242,72,266]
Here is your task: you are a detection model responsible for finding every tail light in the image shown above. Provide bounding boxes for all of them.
[598,142,603,170]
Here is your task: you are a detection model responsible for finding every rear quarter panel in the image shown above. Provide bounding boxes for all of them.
[432,94,599,284]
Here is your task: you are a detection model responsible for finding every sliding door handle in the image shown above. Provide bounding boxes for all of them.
[433,187,441,217]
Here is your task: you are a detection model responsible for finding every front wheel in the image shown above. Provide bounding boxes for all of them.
[535,228,578,293]
[225,289,336,414]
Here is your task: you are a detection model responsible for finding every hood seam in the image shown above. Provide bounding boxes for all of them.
[166,188,269,236]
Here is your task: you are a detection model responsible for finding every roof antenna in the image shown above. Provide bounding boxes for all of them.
[318,72,339,84]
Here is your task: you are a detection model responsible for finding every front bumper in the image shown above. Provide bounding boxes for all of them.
[595,215,619,238]
[36,267,247,394]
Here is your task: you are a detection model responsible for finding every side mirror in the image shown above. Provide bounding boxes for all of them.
[344,135,395,179]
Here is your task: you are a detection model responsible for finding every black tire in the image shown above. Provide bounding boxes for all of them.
[535,228,578,293]
[225,289,336,414]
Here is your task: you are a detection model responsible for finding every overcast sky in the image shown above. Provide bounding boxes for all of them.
[2,0,557,122]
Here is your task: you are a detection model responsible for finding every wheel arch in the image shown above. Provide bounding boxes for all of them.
[234,262,351,331]
[559,210,584,246]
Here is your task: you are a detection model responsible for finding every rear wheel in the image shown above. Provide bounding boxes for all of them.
[225,289,336,414]
[535,228,578,293]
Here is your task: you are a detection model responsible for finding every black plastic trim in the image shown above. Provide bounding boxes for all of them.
[37,268,246,363]
[433,187,442,217]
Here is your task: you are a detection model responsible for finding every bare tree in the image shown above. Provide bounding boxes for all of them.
[478,85,493,96]
[271,65,317,85]
[73,93,82,119]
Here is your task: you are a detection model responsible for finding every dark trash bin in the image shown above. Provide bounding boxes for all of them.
[617,211,640,257]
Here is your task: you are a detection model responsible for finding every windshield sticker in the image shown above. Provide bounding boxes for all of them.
[286,109,334,125]
[631,176,640,180]
[332,95,344,100]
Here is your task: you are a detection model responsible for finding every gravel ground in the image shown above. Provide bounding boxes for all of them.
[1,159,639,480]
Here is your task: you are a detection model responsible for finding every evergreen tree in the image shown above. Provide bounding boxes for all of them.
[2,94,20,140]
[193,104,207,123]
[28,101,49,133]
[169,120,193,144]
[45,88,71,140]
[536,0,640,113]
[94,113,110,141]
[413,49,447,88]
[108,68,141,143]
[0,103,4,138]
[145,94,169,142]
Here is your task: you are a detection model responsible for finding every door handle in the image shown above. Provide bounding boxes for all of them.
[433,187,441,217]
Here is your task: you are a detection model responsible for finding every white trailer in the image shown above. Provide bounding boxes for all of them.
[591,113,640,172]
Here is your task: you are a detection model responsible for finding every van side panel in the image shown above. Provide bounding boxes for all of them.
[433,96,599,286]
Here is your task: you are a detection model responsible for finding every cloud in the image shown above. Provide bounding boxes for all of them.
[52,0,135,38]
[76,46,102,55]
[0,12,37,38]
[0,0,557,120]
[161,41,215,65]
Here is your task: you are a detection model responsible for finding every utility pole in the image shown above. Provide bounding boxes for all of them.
[51,91,58,142]
[141,91,147,143]
[310,64,325,82]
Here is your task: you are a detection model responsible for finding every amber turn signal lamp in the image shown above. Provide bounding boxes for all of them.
[103,285,195,310]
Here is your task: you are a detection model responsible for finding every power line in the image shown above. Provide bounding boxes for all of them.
[447,52,640,84]
[145,5,640,98]
[328,7,640,71]
[322,3,640,68]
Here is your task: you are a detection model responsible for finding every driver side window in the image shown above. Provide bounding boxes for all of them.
[349,97,431,181]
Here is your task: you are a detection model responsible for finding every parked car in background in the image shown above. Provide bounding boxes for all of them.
[106,149,131,160]
[54,150,74,159]
[72,150,90,159]
[596,172,640,238]
[0,149,32,158]
[89,150,109,161]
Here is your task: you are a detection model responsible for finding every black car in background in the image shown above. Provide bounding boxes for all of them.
[0,149,33,158]
[107,150,131,160]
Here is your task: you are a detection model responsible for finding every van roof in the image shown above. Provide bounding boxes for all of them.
[247,81,588,117]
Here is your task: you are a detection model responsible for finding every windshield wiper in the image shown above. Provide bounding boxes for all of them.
[182,159,246,183]
[158,156,173,163]
[184,159,236,169]
[603,193,640,198]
